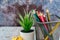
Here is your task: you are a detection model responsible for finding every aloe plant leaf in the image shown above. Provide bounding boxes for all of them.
[19,14,24,22]
[17,19,25,27]
[17,10,34,32]
[23,9,27,16]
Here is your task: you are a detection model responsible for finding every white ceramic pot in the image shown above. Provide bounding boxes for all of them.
[20,30,34,40]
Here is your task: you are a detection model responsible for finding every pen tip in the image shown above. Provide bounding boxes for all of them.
[46,9,49,13]
[32,10,36,14]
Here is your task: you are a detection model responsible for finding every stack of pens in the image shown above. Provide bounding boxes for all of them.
[32,9,54,40]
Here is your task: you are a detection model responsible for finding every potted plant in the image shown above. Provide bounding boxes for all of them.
[18,11,34,40]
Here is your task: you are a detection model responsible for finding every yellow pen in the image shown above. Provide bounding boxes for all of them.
[46,9,54,40]
[46,9,50,21]
[46,9,51,31]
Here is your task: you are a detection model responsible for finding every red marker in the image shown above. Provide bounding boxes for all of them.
[37,11,48,32]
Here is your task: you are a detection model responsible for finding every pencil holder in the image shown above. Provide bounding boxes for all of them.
[34,14,60,40]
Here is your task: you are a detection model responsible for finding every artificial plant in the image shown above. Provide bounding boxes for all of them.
[18,10,33,32]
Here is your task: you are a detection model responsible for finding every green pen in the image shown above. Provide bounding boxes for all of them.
[32,10,40,22]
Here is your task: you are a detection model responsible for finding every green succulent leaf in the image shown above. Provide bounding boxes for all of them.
[18,10,34,32]
[17,19,24,27]
[19,14,24,22]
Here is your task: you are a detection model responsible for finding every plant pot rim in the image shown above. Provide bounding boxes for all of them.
[20,29,34,33]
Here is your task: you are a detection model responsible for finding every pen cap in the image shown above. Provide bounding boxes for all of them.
[32,10,40,22]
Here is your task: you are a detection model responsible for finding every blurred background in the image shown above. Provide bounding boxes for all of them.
[0,0,60,26]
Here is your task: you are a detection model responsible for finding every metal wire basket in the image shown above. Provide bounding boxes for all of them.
[34,14,60,40]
